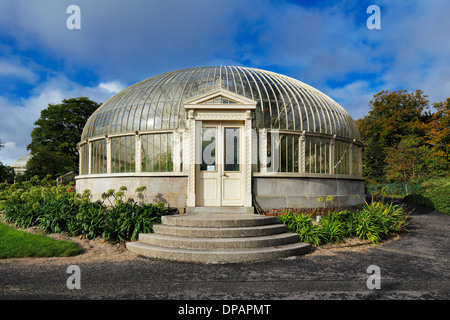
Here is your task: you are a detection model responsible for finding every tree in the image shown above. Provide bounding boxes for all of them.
[27,97,100,178]
[0,139,15,183]
[385,136,430,183]
[357,89,431,182]
[426,98,450,176]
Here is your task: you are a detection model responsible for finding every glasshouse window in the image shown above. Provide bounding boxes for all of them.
[305,137,330,174]
[80,143,89,175]
[111,136,135,173]
[334,140,350,175]
[141,133,174,172]
[91,139,107,174]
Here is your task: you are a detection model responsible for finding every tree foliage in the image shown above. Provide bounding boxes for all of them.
[27,97,100,179]
[357,90,449,183]
[426,98,450,175]
[0,139,15,183]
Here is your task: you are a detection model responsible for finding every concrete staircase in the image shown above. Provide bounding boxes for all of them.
[126,208,311,263]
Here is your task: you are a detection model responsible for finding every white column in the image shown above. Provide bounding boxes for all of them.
[244,110,252,207]
[106,137,111,174]
[299,131,306,173]
[182,128,189,173]
[259,129,268,174]
[330,135,336,175]
[173,130,182,173]
[87,141,92,175]
[135,133,141,173]
[186,110,196,207]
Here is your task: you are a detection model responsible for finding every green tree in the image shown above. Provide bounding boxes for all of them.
[385,136,430,183]
[426,98,450,176]
[357,89,431,182]
[27,97,100,178]
[0,139,15,183]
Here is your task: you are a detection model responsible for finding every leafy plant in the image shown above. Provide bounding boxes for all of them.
[278,213,322,246]
[403,178,450,215]
[318,213,345,244]
[0,177,168,244]
[278,201,410,246]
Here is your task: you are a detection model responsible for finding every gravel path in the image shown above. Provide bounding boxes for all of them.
[1,200,448,302]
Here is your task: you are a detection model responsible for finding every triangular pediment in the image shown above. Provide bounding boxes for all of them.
[200,95,239,105]
[184,88,257,108]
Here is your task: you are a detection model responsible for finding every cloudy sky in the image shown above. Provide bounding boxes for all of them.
[0,0,449,165]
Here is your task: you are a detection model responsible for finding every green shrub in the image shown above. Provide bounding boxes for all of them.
[403,178,450,215]
[103,201,166,242]
[318,213,345,244]
[0,178,168,243]
[278,201,410,246]
[278,213,322,246]
[353,201,409,244]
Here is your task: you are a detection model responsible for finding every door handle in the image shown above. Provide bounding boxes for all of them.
[222,173,228,177]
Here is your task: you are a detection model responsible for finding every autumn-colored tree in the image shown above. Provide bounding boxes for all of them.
[426,98,450,176]
[357,89,431,182]
[385,136,430,183]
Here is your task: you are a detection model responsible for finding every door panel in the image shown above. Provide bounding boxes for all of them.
[221,126,243,206]
[196,122,244,206]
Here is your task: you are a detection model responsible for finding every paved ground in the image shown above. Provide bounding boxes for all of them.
[0,199,448,304]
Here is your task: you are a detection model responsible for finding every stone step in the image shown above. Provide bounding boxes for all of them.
[126,241,311,264]
[185,206,254,214]
[162,214,278,228]
[127,212,311,263]
[152,223,288,238]
[138,232,299,249]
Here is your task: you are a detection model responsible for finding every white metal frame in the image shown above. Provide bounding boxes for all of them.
[183,88,257,208]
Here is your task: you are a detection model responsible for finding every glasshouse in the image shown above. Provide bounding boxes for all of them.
[76,66,364,214]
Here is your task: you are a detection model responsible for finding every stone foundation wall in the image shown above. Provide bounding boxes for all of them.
[75,174,187,212]
[76,174,364,215]
[252,176,365,215]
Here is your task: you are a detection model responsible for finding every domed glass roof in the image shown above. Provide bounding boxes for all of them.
[81,66,360,141]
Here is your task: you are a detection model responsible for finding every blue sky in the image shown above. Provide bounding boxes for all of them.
[0,0,449,165]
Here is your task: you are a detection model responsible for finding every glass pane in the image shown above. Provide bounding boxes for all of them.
[80,144,89,175]
[352,146,362,176]
[201,127,216,171]
[224,127,240,171]
[91,139,107,174]
[141,133,174,173]
[111,136,135,173]
[335,140,349,175]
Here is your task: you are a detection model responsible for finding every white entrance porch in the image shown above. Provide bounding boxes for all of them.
[183,87,256,211]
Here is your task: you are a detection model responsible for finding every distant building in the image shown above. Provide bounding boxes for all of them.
[11,154,32,177]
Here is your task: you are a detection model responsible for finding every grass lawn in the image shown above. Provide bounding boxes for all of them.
[0,223,84,259]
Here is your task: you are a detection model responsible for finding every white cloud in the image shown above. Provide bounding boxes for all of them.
[0,59,39,83]
[325,80,377,120]
[99,81,125,94]
[0,74,120,166]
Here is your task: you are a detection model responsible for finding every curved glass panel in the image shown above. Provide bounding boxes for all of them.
[81,66,361,142]
[91,139,107,174]
[334,140,350,175]
[111,136,135,173]
[141,133,173,172]
[80,143,89,175]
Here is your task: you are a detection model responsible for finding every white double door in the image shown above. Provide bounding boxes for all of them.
[196,122,244,206]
